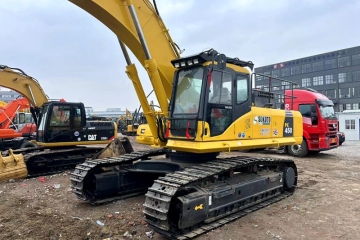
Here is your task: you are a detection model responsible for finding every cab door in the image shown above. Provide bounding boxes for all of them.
[45,103,73,143]
[205,70,234,137]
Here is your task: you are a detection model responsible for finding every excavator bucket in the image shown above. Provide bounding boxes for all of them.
[0,149,28,182]
[90,137,134,160]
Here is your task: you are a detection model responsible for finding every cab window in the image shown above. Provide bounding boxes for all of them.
[73,106,82,128]
[209,71,232,105]
[49,105,71,126]
[298,104,312,118]
[237,75,248,103]
[18,113,26,124]
[207,70,233,137]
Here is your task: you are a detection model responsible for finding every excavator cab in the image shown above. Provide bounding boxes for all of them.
[36,102,116,144]
[169,51,253,140]
[37,102,84,143]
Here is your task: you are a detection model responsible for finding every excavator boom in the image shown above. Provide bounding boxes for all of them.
[69,0,180,100]
[69,0,181,146]
[0,65,49,108]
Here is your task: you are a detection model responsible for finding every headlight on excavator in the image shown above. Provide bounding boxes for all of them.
[171,53,206,68]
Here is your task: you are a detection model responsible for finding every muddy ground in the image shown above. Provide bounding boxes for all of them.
[0,136,359,240]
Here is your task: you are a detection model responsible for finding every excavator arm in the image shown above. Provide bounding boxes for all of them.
[69,0,180,146]
[0,65,49,108]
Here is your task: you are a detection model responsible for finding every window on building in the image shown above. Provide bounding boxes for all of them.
[353,103,359,109]
[281,68,290,77]
[281,81,291,89]
[338,73,347,83]
[291,66,301,75]
[271,70,280,78]
[301,78,311,87]
[346,104,352,110]
[325,58,337,69]
[312,76,323,85]
[352,71,360,81]
[339,88,350,98]
[339,104,343,112]
[345,119,355,130]
[324,89,336,99]
[263,71,271,81]
[312,61,324,71]
[338,56,350,67]
[255,74,263,81]
[352,54,360,65]
[302,63,312,73]
[272,86,280,91]
[325,74,336,84]
[353,87,360,97]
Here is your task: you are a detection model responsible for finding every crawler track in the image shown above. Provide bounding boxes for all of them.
[144,156,297,239]
[70,148,169,204]
[70,150,297,239]
[3,146,105,178]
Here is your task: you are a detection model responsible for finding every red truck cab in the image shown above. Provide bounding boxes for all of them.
[284,89,338,157]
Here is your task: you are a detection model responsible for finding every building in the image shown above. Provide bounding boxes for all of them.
[254,46,360,112]
[85,106,135,119]
[336,110,360,140]
[0,89,22,102]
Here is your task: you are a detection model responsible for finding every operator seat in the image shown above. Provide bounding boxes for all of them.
[210,87,231,104]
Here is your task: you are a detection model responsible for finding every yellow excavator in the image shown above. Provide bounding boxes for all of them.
[62,0,303,239]
[0,65,128,181]
[120,108,148,135]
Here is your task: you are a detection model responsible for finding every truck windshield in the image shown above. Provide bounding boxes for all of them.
[319,105,335,118]
[172,67,204,116]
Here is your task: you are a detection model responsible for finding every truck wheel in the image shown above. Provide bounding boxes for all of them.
[20,141,37,149]
[286,139,308,157]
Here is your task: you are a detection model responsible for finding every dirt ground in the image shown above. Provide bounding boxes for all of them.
[0,136,359,240]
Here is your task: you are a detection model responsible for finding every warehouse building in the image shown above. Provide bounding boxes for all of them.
[254,46,360,112]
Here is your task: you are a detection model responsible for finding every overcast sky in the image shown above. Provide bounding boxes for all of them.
[1,0,359,110]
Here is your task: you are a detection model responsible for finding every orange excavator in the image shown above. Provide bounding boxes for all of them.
[0,97,38,150]
[0,97,33,129]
